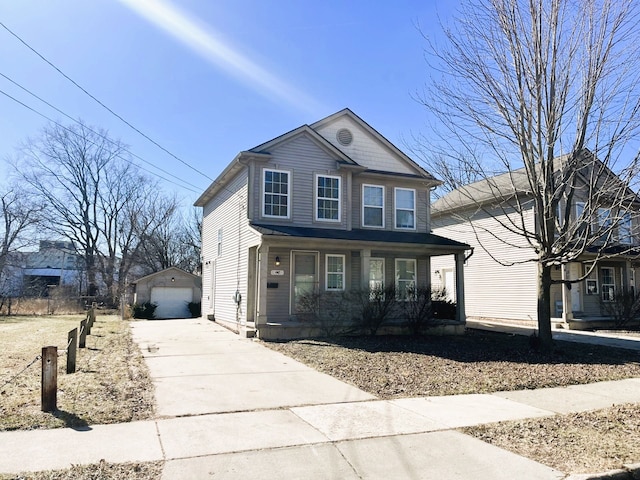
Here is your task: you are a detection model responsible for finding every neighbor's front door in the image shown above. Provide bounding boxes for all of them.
[292,251,318,314]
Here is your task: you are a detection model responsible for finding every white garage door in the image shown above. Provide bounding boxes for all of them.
[150,287,193,319]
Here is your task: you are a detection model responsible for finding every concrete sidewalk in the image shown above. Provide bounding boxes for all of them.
[1,318,639,479]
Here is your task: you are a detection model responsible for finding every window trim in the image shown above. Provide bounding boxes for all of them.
[325,254,346,291]
[619,212,632,244]
[368,257,385,295]
[395,258,416,300]
[315,174,341,222]
[394,187,416,230]
[262,168,291,219]
[601,266,615,302]
[362,184,385,228]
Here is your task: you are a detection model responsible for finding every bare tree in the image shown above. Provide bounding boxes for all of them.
[418,0,640,347]
[135,206,201,274]
[15,121,126,296]
[0,184,42,301]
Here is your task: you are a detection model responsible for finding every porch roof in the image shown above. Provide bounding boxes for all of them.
[250,223,469,251]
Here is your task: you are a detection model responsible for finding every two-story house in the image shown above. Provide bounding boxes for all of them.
[195,109,470,339]
[430,155,640,328]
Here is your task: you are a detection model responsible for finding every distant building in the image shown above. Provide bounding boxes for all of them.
[22,241,83,297]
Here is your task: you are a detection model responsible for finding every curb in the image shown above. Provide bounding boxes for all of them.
[565,464,640,480]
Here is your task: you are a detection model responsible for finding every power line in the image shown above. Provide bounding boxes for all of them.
[0,71,205,193]
[0,19,214,182]
[0,87,202,195]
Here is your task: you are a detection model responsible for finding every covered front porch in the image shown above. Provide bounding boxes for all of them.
[246,224,470,340]
[552,255,640,330]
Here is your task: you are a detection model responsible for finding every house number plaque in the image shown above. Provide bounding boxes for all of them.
[270,270,284,276]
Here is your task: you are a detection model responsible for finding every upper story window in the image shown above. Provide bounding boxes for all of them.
[263,169,290,218]
[362,185,384,228]
[395,188,416,230]
[619,212,632,244]
[597,208,612,231]
[316,175,341,222]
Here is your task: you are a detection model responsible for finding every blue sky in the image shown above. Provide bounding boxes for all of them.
[0,0,458,207]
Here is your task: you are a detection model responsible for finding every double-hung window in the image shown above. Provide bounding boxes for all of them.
[263,169,290,218]
[619,212,632,244]
[316,175,341,222]
[601,267,615,302]
[597,208,612,232]
[326,254,345,291]
[395,188,415,230]
[362,185,384,227]
[395,258,416,300]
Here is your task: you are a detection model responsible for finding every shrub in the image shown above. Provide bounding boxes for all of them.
[187,301,201,318]
[296,291,356,336]
[132,302,157,319]
[402,286,457,335]
[600,287,640,328]
[350,285,398,335]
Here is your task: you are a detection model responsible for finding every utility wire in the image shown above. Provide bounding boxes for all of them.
[0,71,204,193]
[0,87,202,195]
[0,20,214,182]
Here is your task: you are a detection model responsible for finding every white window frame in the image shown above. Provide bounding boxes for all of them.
[217,228,223,257]
[619,212,632,244]
[597,207,612,232]
[368,257,385,296]
[362,184,385,228]
[325,254,345,291]
[394,188,416,230]
[262,168,291,219]
[601,266,615,302]
[395,258,416,300]
[584,262,598,295]
[315,174,341,222]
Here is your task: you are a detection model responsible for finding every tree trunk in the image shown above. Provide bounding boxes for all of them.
[537,262,554,350]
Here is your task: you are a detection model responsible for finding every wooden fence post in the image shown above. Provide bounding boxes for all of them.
[67,328,77,374]
[79,319,87,348]
[41,346,57,412]
[85,311,92,336]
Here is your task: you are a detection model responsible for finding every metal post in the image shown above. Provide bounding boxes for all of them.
[41,346,57,412]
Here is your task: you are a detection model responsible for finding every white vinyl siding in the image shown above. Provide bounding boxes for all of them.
[315,174,341,222]
[431,205,538,321]
[395,188,416,230]
[362,184,384,228]
[263,169,290,218]
[326,254,345,291]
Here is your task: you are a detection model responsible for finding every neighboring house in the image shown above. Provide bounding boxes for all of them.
[195,108,470,339]
[22,241,83,296]
[430,157,640,328]
[133,267,202,319]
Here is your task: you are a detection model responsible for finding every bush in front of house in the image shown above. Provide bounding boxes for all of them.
[187,301,201,318]
[600,287,640,328]
[132,302,157,319]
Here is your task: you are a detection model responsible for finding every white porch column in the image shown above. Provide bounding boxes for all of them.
[256,244,269,327]
[561,263,574,322]
[455,252,466,323]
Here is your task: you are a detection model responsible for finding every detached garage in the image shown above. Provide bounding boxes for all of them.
[133,267,202,319]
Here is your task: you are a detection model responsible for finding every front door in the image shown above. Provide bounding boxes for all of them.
[292,251,319,314]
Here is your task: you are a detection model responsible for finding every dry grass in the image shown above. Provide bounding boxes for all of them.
[0,461,163,480]
[463,404,640,474]
[265,330,640,474]
[0,314,154,431]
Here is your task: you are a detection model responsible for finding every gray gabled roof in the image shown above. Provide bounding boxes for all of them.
[250,223,469,250]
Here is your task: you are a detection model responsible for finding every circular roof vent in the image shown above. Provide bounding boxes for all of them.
[336,128,353,146]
